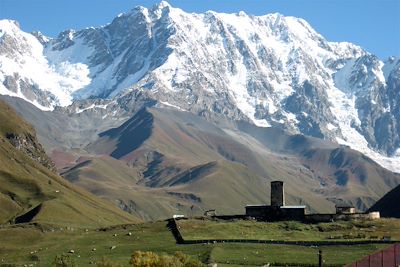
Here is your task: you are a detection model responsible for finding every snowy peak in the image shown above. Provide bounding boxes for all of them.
[2,4,366,104]
[31,31,50,45]
[156,0,172,9]
[0,20,21,39]
[0,19,91,109]
[0,20,23,34]
[0,19,39,57]
[152,0,173,17]
[0,3,400,172]
[118,1,176,25]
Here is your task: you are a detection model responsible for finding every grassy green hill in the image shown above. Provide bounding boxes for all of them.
[0,99,139,227]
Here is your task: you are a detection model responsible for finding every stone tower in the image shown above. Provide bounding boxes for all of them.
[271,181,285,207]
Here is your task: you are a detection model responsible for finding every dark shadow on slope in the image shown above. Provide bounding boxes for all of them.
[369,184,400,218]
[236,120,335,153]
[169,162,218,186]
[144,161,218,188]
[99,108,153,159]
[15,204,42,224]
[61,160,92,182]
[142,151,165,178]
[236,121,291,152]
[166,192,202,203]
[328,148,349,168]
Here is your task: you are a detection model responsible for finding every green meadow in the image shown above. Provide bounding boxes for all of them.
[1,218,398,266]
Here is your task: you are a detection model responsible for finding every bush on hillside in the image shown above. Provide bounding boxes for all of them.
[280,221,304,231]
[129,251,206,267]
[52,254,77,267]
[96,257,123,267]
[174,251,207,267]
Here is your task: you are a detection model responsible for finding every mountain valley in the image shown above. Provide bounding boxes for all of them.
[0,1,399,220]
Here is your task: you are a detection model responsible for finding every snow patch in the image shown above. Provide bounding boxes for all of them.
[372,60,385,84]
[333,59,355,93]
[159,100,185,111]
[283,111,298,124]
[225,55,270,127]
[0,82,52,111]
[75,103,108,114]
[326,123,337,131]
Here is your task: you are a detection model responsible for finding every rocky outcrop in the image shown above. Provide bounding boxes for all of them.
[6,132,56,171]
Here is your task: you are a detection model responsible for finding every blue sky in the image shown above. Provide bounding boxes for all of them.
[0,0,399,59]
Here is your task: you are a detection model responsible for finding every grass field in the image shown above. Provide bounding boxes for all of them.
[177,218,400,242]
[0,221,210,266]
[208,243,388,266]
[0,219,397,266]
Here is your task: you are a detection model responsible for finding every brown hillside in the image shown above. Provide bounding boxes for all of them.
[0,99,139,226]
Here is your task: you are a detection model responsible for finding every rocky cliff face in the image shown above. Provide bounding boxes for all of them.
[0,99,56,171]
[0,2,399,171]
[5,132,56,171]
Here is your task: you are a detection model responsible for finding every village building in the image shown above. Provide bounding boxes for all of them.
[244,181,380,222]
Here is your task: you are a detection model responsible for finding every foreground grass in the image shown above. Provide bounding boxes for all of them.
[177,218,400,241]
[0,219,396,266]
[0,221,210,266]
[209,243,388,266]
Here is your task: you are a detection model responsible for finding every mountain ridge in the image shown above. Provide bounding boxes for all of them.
[47,106,400,218]
[1,2,399,172]
[2,92,399,219]
[1,2,400,220]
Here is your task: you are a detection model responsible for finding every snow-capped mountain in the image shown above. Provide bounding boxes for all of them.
[0,20,90,109]
[0,1,399,171]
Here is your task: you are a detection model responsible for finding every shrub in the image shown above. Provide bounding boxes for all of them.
[129,251,206,267]
[317,222,351,232]
[174,251,206,267]
[96,257,123,267]
[281,221,304,231]
[29,254,39,261]
[130,251,161,267]
[52,254,77,267]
